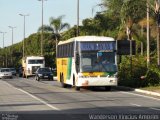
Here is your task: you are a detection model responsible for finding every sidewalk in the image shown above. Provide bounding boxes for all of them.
[114,86,160,97]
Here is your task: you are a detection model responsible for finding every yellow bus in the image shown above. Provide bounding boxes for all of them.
[57,36,118,91]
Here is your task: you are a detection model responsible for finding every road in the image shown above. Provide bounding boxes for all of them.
[0,76,160,120]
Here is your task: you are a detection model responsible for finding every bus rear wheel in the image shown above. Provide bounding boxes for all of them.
[23,73,25,78]
[60,75,67,88]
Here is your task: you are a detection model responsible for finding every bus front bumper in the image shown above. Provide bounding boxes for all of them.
[77,77,118,87]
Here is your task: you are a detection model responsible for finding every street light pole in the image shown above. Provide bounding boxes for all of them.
[38,0,47,56]
[8,26,16,66]
[0,31,7,48]
[19,14,29,58]
[5,47,8,68]
[0,31,7,67]
[155,0,160,67]
[77,0,79,36]
[147,0,150,68]
[126,26,132,79]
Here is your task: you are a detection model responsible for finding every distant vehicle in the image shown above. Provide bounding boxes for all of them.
[18,67,23,77]
[57,36,118,91]
[0,68,12,79]
[35,67,54,81]
[9,68,17,76]
[22,56,45,78]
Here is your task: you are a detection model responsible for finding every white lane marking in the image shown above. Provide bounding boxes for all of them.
[150,107,160,111]
[130,103,141,107]
[120,91,160,101]
[15,88,60,111]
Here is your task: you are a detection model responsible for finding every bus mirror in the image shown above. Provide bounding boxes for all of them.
[74,51,80,72]
[76,53,80,65]
[97,52,102,62]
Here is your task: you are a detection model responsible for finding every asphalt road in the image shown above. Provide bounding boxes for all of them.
[0,76,160,120]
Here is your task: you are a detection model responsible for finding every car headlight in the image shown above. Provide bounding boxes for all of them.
[38,74,43,76]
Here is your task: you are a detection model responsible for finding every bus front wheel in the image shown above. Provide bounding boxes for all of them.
[73,76,80,91]
[75,86,80,91]
[105,86,111,91]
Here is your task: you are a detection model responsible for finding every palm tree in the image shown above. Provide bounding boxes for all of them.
[49,15,70,47]
[38,15,70,55]
[38,25,53,33]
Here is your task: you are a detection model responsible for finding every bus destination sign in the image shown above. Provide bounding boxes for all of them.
[80,42,115,51]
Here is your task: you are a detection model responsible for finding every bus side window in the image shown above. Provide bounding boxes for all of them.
[70,43,72,57]
[66,44,69,57]
[68,44,70,57]
[57,46,59,57]
[71,43,74,57]
[62,45,63,57]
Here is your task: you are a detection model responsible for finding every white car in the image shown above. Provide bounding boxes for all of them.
[0,68,13,79]
[9,68,17,76]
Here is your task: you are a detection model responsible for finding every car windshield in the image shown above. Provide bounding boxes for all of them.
[10,68,16,71]
[38,68,51,72]
[1,69,10,72]
[28,59,44,64]
[80,52,117,72]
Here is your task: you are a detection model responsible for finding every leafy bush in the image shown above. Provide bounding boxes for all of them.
[118,55,160,88]
[145,67,160,86]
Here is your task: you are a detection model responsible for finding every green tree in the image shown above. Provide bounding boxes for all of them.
[38,15,70,45]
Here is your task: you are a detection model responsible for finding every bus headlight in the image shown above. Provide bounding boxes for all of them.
[50,74,53,76]
[114,72,118,78]
[109,80,116,83]
[79,75,89,78]
[107,72,118,78]
[79,75,85,78]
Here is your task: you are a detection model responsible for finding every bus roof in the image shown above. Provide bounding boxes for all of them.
[22,56,45,60]
[58,36,115,45]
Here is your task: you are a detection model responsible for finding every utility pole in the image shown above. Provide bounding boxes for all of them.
[5,47,7,68]
[38,0,47,56]
[155,0,160,67]
[0,31,7,48]
[127,26,132,79]
[19,14,29,58]
[0,32,7,67]
[147,0,150,68]
[8,26,16,66]
[77,0,79,36]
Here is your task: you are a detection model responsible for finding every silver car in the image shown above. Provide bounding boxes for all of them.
[9,68,17,76]
[0,68,13,79]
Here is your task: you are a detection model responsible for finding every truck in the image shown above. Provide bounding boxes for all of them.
[22,56,45,78]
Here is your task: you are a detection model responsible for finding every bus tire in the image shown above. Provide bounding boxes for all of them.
[73,75,75,86]
[73,75,80,91]
[35,76,38,81]
[61,75,67,88]
[23,74,25,78]
[37,77,40,81]
[75,86,80,91]
[105,86,111,91]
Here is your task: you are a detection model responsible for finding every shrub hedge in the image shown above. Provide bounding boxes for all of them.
[118,55,160,88]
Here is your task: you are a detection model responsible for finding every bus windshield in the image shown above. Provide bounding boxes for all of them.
[80,52,117,72]
[28,59,44,64]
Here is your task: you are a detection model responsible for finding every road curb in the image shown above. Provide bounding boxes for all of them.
[134,89,160,97]
[113,86,160,97]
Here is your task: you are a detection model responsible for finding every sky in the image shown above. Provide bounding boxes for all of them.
[0,0,102,48]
